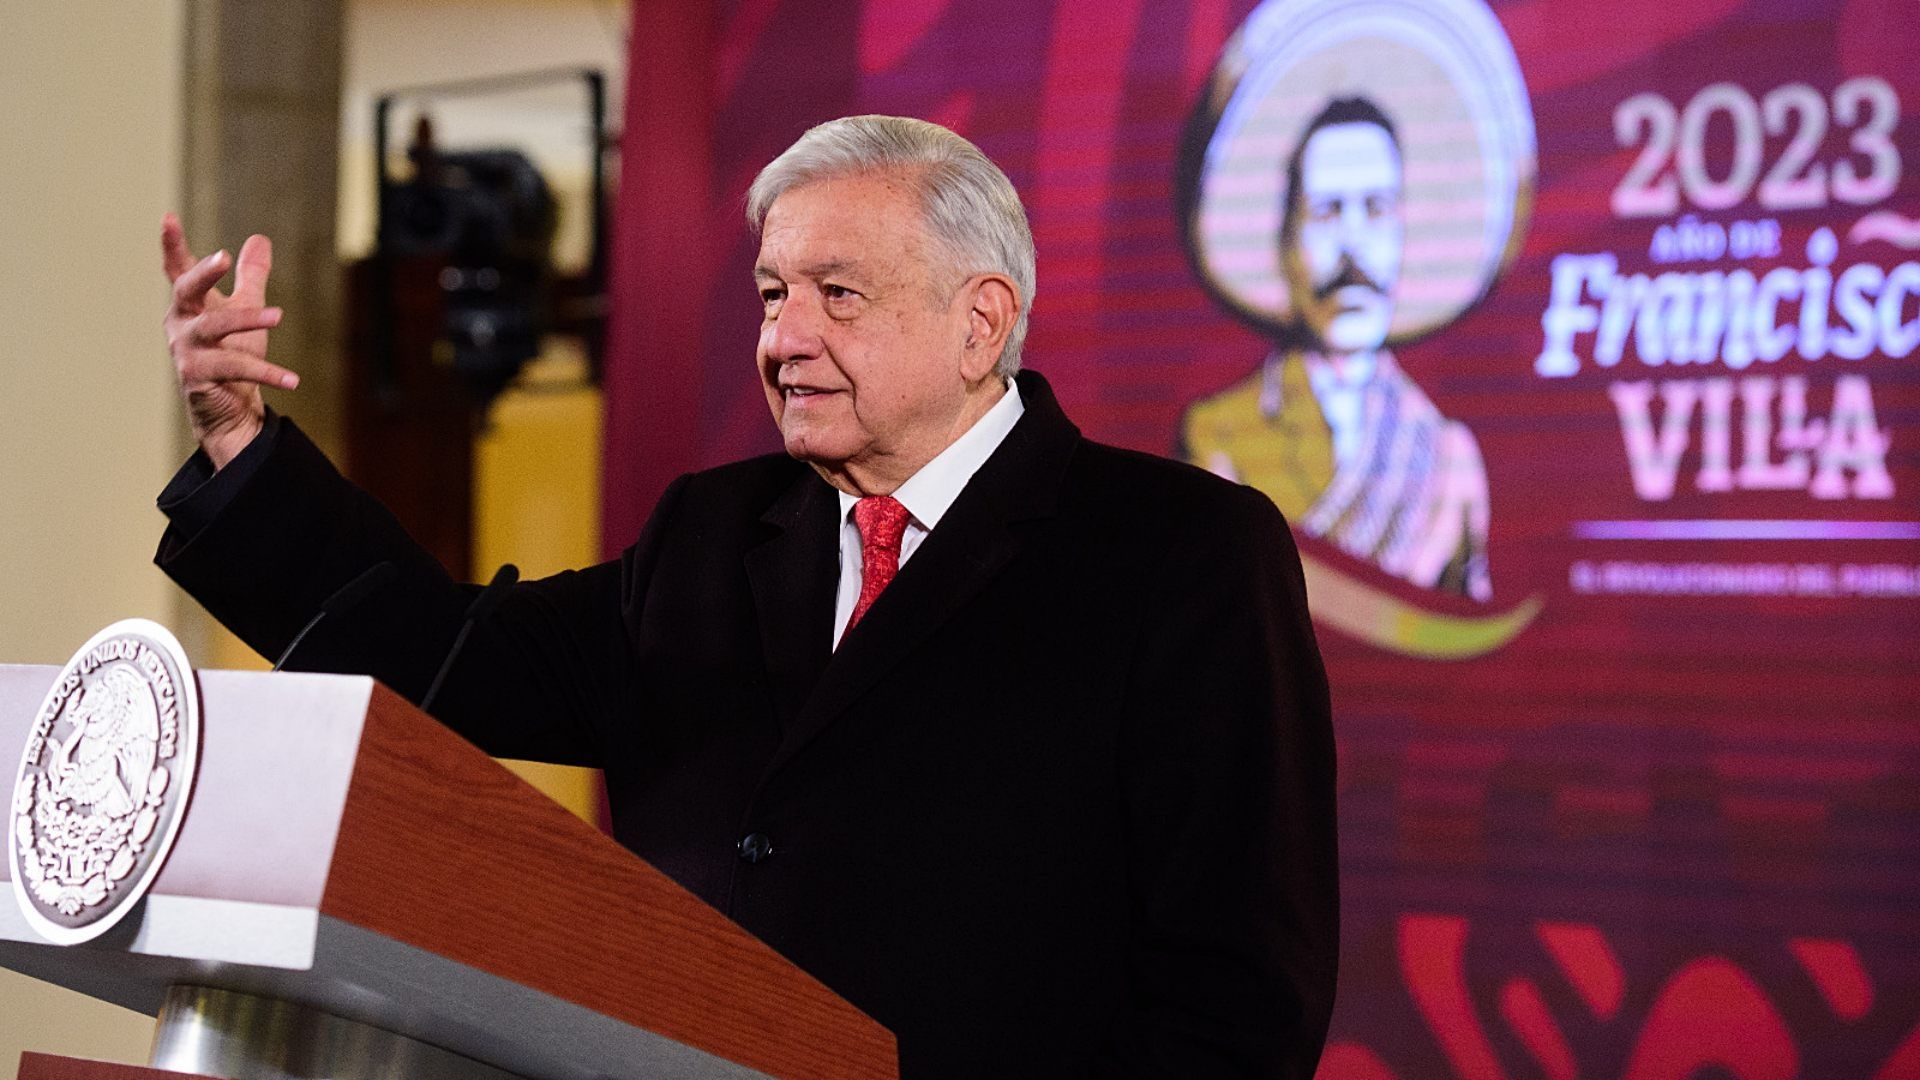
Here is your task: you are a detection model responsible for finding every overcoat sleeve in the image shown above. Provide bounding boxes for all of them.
[1098,484,1339,1078]
[154,417,687,767]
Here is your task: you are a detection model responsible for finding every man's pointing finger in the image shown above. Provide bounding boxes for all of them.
[232,234,273,305]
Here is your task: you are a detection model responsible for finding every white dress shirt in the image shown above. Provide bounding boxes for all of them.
[1305,350,1378,469]
[833,381,1026,647]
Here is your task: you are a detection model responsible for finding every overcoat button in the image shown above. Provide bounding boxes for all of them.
[737,832,773,863]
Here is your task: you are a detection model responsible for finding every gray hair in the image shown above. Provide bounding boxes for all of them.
[746,115,1036,377]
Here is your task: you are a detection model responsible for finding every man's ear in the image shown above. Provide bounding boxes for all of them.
[960,274,1019,382]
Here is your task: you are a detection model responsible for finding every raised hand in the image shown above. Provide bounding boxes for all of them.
[161,214,299,469]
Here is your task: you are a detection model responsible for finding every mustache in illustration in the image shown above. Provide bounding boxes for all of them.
[1312,256,1385,301]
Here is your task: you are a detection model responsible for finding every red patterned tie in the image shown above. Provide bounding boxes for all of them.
[846,496,912,636]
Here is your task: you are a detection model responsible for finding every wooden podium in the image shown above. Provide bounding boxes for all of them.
[0,664,897,1080]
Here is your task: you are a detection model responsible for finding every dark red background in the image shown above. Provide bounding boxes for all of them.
[605,1,1920,1074]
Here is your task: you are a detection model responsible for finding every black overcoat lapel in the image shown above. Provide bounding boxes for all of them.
[743,471,840,728]
[762,372,1082,776]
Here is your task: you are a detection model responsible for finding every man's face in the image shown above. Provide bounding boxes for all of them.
[755,172,977,494]
[1282,121,1403,354]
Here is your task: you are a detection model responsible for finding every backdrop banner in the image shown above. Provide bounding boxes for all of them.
[606,1,1920,1074]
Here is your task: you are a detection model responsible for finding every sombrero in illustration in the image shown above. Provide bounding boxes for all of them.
[1175,0,1542,659]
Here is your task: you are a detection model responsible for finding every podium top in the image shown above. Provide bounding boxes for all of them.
[0,664,897,1080]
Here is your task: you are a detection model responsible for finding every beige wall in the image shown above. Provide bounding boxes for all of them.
[0,2,189,664]
[0,2,194,1074]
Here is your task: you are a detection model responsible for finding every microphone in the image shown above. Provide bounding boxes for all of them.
[419,563,518,714]
[272,561,398,672]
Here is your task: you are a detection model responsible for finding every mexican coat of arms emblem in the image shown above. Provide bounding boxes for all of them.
[9,619,200,944]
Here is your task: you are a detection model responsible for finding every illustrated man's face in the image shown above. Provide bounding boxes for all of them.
[754,171,977,491]
[1282,120,1404,354]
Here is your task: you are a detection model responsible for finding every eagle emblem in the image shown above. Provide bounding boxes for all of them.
[9,620,199,944]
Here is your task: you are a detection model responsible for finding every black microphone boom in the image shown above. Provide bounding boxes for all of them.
[272,562,398,672]
[420,563,519,714]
